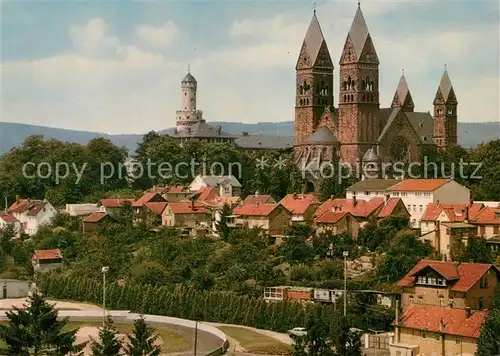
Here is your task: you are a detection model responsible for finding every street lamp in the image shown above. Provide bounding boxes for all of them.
[343,251,348,317]
[102,266,109,327]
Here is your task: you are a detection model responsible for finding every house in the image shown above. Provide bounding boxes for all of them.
[386,179,471,228]
[0,212,22,238]
[470,206,500,239]
[132,192,167,226]
[315,211,360,237]
[82,212,118,233]
[232,203,292,236]
[8,199,57,235]
[279,193,319,225]
[189,175,242,197]
[163,186,192,202]
[396,260,500,310]
[199,195,242,236]
[99,198,135,216]
[242,193,276,205]
[65,204,100,216]
[420,202,485,260]
[162,201,210,232]
[390,304,488,356]
[31,249,63,273]
[346,179,401,201]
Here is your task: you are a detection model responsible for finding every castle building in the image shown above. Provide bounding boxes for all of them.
[293,5,458,189]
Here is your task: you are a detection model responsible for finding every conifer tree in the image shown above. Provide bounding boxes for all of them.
[476,286,500,355]
[90,316,122,356]
[124,316,161,356]
[0,292,85,355]
[215,203,232,242]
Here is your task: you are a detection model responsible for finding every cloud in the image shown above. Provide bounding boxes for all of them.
[69,18,122,58]
[135,22,179,49]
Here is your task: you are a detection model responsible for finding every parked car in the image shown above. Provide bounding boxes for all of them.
[288,327,307,337]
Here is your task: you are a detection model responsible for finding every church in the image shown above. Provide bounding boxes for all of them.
[293,4,458,185]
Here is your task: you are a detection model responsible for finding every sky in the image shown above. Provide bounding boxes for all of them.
[2,0,499,134]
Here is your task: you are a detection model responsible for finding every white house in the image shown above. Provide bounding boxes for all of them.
[65,203,100,216]
[345,179,401,202]
[0,212,22,238]
[189,175,242,197]
[7,199,57,235]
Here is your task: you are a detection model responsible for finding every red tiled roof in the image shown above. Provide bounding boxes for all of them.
[315,197,384,218]
[144,202,168,214]
[100,198,134,208]
[167,185,186,193]
[32,249,62,261]
[316,211,349,224]
[132,192,165,207]
[197,187,219,202]
[167,202,207,214]
[471,206,500,225]
[421,203,485,222]
[243,194,274,205]
[0,212,19,223]
[149,186,169,194]
[82,212,111,223]
[377,198,405,218]
[279,194,319,215]
[396,260,499,292]
[388,179,450,192]
[8,199,47,216]
[202,196,241,208]
[233,203,279,216]
[397,304,488,338]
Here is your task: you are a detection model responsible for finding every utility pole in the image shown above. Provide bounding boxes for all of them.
[193,321,198,356]
[343,251,348,317]
[101,267,109,327]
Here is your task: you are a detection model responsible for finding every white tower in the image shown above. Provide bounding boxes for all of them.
[176,67,204,132]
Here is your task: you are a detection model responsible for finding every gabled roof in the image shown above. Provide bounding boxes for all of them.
[388,179,451,192]
[0,212,19,223]
[421,203,485,222]
[406,111,434,145]
[83,212,115,223]
[397,304,487,338]
[303,126,339,145]
[144,202,168,214]
[233,203,282,217]
[316,211,350,224]
[167,202,207,214]
[314,197,384,219]
[196,175,242,188]
[279,194,319,215]
[346,5,372,60]
[196,187,219,202]
[471,206,500,225]
[396,260,500,292]
[100,198,134,208]
[132,191,165,207]
[377,198,407,218]
[8,199,48,216]
[297,11,331,68]
[243,194,275,205]
[166,186,187,193]
[32,249,63,261]
[346,179,401,192]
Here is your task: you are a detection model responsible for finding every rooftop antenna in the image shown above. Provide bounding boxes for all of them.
[358,0,361,6]
[313,1,316,14]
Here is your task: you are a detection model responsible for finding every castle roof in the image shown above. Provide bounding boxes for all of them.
[297,11,330,68]
[303,126,339,145]
[173,121,235,139]
[348,5,370,59]
[182,72,197,84]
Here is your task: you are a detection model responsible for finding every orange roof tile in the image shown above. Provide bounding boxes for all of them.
[82,212,113,223]
[243,194,274,205]
[316,211,349,224]
[196,187,219,202]
[0,212,19,223]
[32,249,63,261]
[388,179,450,192]
[471,206,500,225]
[233,203,280,216]
[8,199,47,216]
[100,198,134,208]
[397,260,499,292]
[315,197,384,218]
[422,203,485,222]
[149,186,169,194]
[132,192,165,207]
[144,202,168,214]
[279,194,319,215]
[167,202,208,214]
[377,198,406,218]
[167,185,186,193]
[397,304,487,338]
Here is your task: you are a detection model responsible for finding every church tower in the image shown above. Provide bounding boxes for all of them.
[433,67,458,150]
[176,68,204,132]
[391,72,414,112]
[294,10,334,148]
[338,4,380,164]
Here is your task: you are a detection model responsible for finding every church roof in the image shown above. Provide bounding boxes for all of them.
[299,12,328,67]
[235,134,293,150]
[377,108,435,146]
[182,72,197,83]
[363,148,381,162]
[348,5,370,59]
[393,73,414,108]
[173,122,235,139]
[303,126,339,145]
[437,69,453,101]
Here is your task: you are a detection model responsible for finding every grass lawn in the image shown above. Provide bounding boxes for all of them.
[218,326,292,355]
[0,321,191,353]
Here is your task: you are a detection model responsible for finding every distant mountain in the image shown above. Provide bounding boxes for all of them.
[0,121,498,156]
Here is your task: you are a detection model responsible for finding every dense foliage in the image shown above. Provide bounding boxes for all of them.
[476,286,500,356]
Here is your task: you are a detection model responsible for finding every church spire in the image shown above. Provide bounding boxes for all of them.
[391,71,414,111]
[436,66,455,103]
[296,10,332,69]
[340,4,378,64]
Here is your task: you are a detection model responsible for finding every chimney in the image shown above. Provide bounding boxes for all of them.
[385,194,390,203]
[352,196,357,207]
[394,296,400,343]
[469,198,473,207]
[331,195,335,200]
[465,307,471,318]
[436,220,441,253]
[437,200,440,207]
[191,199,195,211]
[16,195,20,203]
[255,191,259,196]
[293,193,297,199]
[464,206,469,223]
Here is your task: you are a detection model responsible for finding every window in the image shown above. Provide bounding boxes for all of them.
[365,191,369,196]
[393,192,400,197]
[479,226,486,236]
[420,205,423,212]
[494,226,499,234]
[418,296,423,304]
[400,192,408,197]
[480,278,488,289]
[456,336,462,345]
[449,298,454,307]
[479,297,485,309]
[409,295,414,303]
[439,296,445,306]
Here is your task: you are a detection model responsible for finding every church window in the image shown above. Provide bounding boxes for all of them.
[350,94,354,102]
[351,81,356,90]
[362,94,366,102]
[184,92,187,96]
[306,98,309,105]
[343,95,347,102]
[447,108,453,115]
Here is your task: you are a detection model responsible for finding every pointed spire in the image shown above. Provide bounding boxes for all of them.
[392,71,414,110]
[438,66,453,101]
[298,10,329,67]
[348,4,370,58]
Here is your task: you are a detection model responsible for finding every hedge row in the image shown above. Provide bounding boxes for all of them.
[40,276,336,332]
